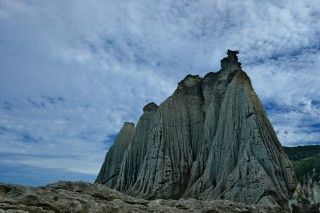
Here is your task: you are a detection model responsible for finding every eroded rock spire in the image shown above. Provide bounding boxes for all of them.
[220,49,242,73]
[96,50,297,210]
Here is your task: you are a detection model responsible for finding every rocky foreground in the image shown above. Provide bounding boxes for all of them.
[0,181,284,213]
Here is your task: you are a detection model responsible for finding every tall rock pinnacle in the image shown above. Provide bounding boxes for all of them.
[96,122,135,187]
[96,50,297,209]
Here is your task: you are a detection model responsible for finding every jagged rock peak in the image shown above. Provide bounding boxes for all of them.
[220,49,242,73]
[123,121,135,127]
[143,102,159,112]
[95,122,135,186]
[96,50,297,210]
[178,74,202,87]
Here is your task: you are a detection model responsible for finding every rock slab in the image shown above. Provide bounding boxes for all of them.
[0,181,283,212]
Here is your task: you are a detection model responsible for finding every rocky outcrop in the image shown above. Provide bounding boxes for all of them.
[96,50,297,209]
[0,181,283,212]
[95,122,135,187]
[290,180,320,212]
[284,145,320,211]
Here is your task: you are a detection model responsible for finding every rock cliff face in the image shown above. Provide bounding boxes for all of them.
[96,50,297,209]
[96,122,135,187]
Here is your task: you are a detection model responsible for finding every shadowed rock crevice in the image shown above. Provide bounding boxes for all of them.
[96,50,297,210]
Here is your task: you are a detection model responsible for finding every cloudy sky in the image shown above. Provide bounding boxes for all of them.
[0,0,319,186]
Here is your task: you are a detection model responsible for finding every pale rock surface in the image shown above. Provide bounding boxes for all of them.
[96,50,297,210]
[0,181,283,212]
[95,122,135,187]
[290,174,320,212]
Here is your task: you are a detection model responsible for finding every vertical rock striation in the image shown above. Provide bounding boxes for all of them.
[96,122,135,187]
[96,50,297,209]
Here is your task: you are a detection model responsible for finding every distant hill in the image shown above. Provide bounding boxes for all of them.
[284,145,320,183]
[284,145,320,161]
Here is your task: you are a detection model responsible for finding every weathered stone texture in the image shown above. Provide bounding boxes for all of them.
[95,122,135,187]
[0,181,283,212]
[96,50,297,209]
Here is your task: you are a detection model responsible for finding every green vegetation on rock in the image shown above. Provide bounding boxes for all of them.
[284,145,320,183]
[284,145,320,161]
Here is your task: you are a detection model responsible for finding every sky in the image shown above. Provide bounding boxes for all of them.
[0,0,320,186]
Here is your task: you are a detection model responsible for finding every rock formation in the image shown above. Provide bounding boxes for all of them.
[0,181,282,212]
[96,50,297,209]
[284,145,320,211]
[96,122,135,186]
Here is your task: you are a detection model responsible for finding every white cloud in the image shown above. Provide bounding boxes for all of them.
[0,0,319,179]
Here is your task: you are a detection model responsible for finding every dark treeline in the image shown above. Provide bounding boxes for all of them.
[284,145,320,183]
